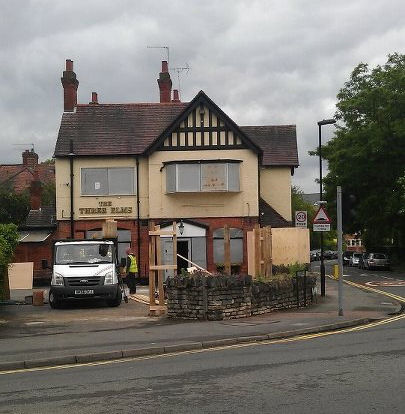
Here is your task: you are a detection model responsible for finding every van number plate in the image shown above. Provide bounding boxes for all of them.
[75,289,94,295]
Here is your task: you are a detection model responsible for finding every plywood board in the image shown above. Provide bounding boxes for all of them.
[8,262,33,290]
[272,228,310,265]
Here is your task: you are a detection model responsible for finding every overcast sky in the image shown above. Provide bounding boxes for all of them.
[0,0,404,192]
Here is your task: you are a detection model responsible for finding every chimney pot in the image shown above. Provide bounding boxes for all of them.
[61,58,79,112]
[157,61,172,103]
[172,89,180,102]
[90,92,98,104]
[66,59,73,71]
[22,149,39,169]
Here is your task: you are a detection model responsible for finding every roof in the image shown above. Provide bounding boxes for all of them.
[54,93,298,167]
[259,198,292,228]
[22,206,56,229]
[240,126,298,167]
[54,103,187,157]
[0,164,55,194]
[19,230,52,243]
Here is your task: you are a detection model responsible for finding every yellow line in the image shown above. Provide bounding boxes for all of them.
[2,313,405,377]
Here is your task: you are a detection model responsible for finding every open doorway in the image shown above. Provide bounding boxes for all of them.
[177,239,189,274]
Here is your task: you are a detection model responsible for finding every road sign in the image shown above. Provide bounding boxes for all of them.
[313,223,331,232]
[295,211,307,228]
[313,206,331,232]
[313,206,331,224]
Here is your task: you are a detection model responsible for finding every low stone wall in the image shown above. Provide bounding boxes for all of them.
[166,273,317,320]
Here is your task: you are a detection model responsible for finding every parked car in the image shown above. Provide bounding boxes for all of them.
[343,251,352,266]
[349,252,362,267]
[358,252,369,269]
[364,253,390,270]
[310,250,320,262]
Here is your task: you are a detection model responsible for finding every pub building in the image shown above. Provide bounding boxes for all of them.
[54,59,298,279]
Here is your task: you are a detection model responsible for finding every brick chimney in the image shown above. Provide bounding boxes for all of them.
[157,61,172,103]
[172,89,180,103]
[22,149,38,169]
[61,59,79,112]
[30,170,42,210]
[89,92,98,104]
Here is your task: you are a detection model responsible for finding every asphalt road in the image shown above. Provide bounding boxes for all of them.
[0,312,404,413]
[312,259,405,301]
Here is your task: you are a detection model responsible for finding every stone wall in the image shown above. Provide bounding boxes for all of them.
[166,273,317,320]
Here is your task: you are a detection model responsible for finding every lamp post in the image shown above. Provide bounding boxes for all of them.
[317,118,336,297]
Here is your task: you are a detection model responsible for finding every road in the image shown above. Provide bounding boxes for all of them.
[0,313,404,413]
[311,259,405,303]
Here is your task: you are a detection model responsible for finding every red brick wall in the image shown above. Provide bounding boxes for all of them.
[55,216,259,279]
[14,235,56,280]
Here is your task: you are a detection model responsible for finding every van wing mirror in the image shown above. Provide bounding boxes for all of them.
[41,259,49,269]
[121,257,127,267]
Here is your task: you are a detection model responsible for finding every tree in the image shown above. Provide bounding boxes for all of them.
[320,53,405,252]
[0,224,19,300]
[0,187,30,225]
[41,181,56,206]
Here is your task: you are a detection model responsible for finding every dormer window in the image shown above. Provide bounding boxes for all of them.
[165,160,240,193]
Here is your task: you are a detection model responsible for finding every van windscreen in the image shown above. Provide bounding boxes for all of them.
[55,244,113,265]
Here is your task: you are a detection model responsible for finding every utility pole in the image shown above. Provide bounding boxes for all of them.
[337,186,344,316]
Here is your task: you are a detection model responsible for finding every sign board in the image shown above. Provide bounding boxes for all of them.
[313,223,331,232]
[295,211,307,228]
[313,206,331,232]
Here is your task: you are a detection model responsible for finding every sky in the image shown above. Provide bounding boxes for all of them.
[0,0,404,193]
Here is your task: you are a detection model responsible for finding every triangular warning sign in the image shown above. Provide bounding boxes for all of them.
[313,206,331,224]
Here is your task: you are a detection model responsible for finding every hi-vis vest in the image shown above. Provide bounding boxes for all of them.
[128,254,138,273]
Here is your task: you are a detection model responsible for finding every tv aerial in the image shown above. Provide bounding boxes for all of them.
[13,143,35,152]
[170,63,190,97]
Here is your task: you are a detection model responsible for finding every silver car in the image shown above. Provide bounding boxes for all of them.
[364,253,390,270]
[349,252,362,267]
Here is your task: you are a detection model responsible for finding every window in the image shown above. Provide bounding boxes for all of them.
[86,229,131,263]
[81,168,135,195]
[213,227,243,264]
[166,162,240,193]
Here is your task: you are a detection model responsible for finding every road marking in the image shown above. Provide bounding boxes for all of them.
[365,280,405,287]
[343,279,405,302]
[2,313,405,377]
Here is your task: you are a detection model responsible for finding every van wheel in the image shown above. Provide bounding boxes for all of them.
[107,289,122,307]
[49,291,61,309]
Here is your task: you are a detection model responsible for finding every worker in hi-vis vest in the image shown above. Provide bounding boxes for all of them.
[125,248,138,294]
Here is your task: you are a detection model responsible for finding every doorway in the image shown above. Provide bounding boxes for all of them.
[177,239,190,274]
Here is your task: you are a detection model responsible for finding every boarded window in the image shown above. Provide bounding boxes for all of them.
[81,168,135,195]
[166,162,240,193]
[213,227,243,264]
[177,164,200,192]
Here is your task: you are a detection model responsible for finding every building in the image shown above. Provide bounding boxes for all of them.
[0,149,54,194]
[54,59,299,277]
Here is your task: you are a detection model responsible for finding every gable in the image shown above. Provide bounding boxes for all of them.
[146,91,261,154]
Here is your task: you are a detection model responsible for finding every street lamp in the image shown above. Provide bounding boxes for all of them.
[317,118,336,297]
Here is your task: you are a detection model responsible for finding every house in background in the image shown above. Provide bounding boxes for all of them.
[13,172,57,281]
[54,59,299,277]
[0,149,54,194]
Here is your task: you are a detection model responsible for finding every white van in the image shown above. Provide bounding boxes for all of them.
[43,240,122,308]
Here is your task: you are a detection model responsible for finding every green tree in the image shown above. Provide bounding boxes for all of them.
[0,224,19,300]
[41,181,56,206]
[0,187,30,225]
[320,53,405,252]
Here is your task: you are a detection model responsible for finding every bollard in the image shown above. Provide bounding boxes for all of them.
[333,265,339,279]
[32,290,44,306]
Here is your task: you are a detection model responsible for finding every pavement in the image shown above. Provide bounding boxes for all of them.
[0,276,402,372]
